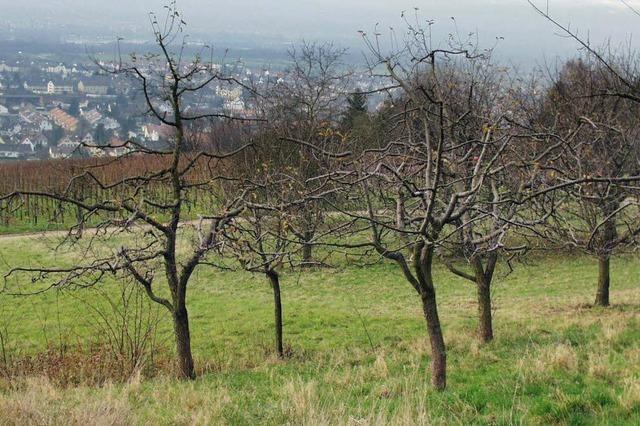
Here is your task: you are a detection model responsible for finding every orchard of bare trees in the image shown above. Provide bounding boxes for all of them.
[2,3,640,394]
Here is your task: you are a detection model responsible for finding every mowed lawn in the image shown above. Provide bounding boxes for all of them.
[0,234,639,424]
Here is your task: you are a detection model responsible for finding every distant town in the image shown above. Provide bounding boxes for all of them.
[0,56,385,161]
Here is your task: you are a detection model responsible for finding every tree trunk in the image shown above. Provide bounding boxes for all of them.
[173,306,195,379]
[420,289,447,390]
[267,270,284,358]
[414,244,447,390]
[595,201,618,307]
[302,238,313,266]
[471,255,495,344]
[476,278,493,343]
[595,255,610,307]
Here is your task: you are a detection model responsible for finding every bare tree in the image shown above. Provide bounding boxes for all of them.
[220,203,291,358]
[217,98,352,356]
[1,3,254,379]
[216,131,293,359]
[329,20,524,390]
[71,278,163,376]
[258,42,351,267]
[532,58,640,306]
[437,69,557,343]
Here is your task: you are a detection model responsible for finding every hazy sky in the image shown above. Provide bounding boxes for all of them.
[1,0,639,63]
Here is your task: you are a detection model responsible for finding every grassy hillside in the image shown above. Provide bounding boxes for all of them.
[0,235,639,424]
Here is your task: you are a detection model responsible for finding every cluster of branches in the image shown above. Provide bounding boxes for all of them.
[3,3,640,391]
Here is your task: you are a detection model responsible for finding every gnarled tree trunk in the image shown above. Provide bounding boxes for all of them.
[420,288,447,390]
[476,279,493,343]
[173,306,195,380]
[417,245,446,390]
[471,255,496,343]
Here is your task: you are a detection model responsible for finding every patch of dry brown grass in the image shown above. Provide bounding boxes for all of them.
[531,343,578,374]
[280,379,334,425]
[0,343,172,388]
[372,353,389,379]
[619,377,640,411]
[586,352,613,379]
[0,377,132,426]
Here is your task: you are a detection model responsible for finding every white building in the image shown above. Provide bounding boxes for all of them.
[24,81,74,95]
[223,99,245,113]
[216,85,243,100]
[0,63,19,72]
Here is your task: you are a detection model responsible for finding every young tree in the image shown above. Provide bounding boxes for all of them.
[217,104,351,356]
[259,42,350,267]
[220,203,291,358]
[1,4,252,379]
[216,131,294,359]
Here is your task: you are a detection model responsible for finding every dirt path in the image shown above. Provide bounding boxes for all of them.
[0,220,204,242]
[0,228,73,241]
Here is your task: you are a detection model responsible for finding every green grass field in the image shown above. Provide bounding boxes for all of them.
[0,234,639,424]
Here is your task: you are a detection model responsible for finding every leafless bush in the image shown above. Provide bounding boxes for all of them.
[70,279,165,378]
[0,280,168,386]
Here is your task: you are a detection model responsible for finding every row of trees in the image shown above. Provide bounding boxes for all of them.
[2,4,640,391]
